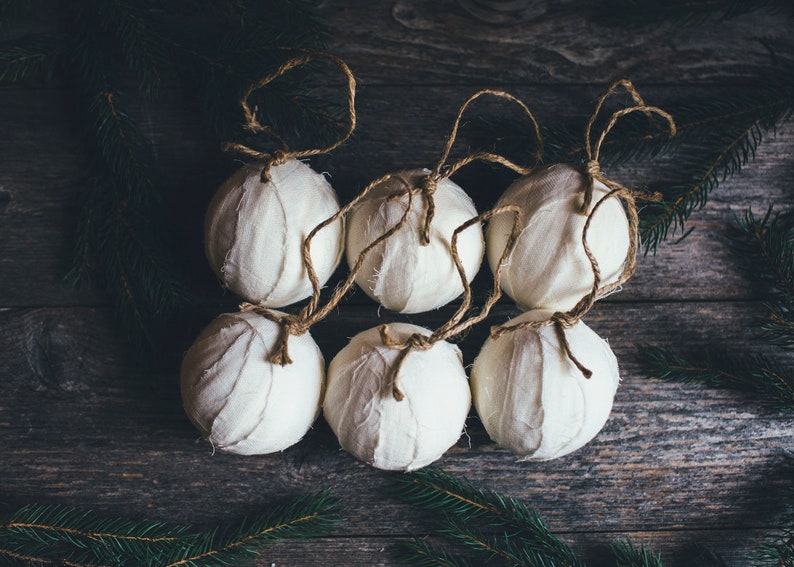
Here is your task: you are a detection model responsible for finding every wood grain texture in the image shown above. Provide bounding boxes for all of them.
[1,1,793,565]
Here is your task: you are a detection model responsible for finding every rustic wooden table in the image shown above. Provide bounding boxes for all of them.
[1,1,792,565]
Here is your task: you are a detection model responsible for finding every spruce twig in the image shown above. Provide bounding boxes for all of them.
[639,345,794,411]
[610,538,665,567]
[391,468,584,567]
[0,490,342,566]
[1,0,337,358]
[732,207,794,349]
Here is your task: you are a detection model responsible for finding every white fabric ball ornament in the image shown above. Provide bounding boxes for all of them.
[205,158,343,307]
[324,323,471,471]
[487,163,630,312]
[181,310,324,455]
[345,169,483,314]
[471,310,619,461]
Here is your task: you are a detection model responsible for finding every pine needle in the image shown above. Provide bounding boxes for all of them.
[0,490,342,566]
[391,468,584,567]
[610,538,665,567]
[638,345,794,412]
[0,33,64,83]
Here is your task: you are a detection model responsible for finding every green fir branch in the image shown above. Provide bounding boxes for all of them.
[610,539,664,567]
[0,491,342,566]
[0,33,64,83]
[154,489,343,567]
[639,345,794,411]
[397,537,479,567]
[732,207,794,349]
[391,468,584,567]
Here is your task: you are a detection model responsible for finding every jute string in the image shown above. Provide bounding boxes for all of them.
[240,173,415,366]
[491,79,677,379]
[416,89,543,246]
[221,52,357,182]
[378,204,523,401]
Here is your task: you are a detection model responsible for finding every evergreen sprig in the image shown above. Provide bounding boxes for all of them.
[0,490,342,566]
[0,0,339,358]
[639,345,794,411]
[732,207,794,349]
[391,467,585,567]
[610,539,664,567]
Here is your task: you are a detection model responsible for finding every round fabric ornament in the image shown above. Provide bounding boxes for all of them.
[345,89,542,314]
[205,158,343,307]
[323,323,471,471]
[208,53,357,307]
[486,79,676,314]
[471,309,620,461]
[345,168,483,313]
[180,310,325,455]
[486,163,629,312]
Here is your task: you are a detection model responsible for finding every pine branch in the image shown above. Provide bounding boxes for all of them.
[638,345,794,411]
[0,491,342,566]
[731,207,794,349]
[610,538,665,567]
[397,538,479,567]
[89,0,167,98]
[391,468,584,567]
[155,489,343,567]
[0,33,64,83]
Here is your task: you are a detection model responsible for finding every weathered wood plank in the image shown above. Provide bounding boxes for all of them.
[322,0,789,84]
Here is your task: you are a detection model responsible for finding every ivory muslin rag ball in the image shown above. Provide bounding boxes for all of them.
[345,169,483,314]
[324,323,471,471]
[181,310,324,455]
[486,164,630,312]
[205,158,343,307]
[471,310,620,461]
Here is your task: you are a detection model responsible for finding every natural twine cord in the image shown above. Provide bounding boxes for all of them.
[491,79,677,379]
[221,52,357,182]
[240,173,416,365]
[378,204,523,401]
[416,89,543,246]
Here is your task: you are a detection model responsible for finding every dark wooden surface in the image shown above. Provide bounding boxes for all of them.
[1,1,793,565]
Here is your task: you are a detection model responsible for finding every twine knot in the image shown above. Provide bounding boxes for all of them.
[378,325,435,402]
[418,174,440,247]
[260,150,289,183]
[238,303,308,366]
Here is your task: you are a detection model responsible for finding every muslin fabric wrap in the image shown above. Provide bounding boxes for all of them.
[345,169,483,314]
[471,310,620,461]
[324,323,471,471]
[205,158,343,307]
[487,164,630,312]
[181,310,325,455]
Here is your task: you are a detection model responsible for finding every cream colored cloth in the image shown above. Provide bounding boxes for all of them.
[324,323,471,471]
[181,311,325,455]
[346,169,483,314]
[205,158,343,307]
[487,164,629,312]
[472,310,620,461]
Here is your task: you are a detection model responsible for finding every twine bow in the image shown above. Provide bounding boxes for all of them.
[380,204,523,400]
[413,89,543,246]
[491,78,676,378]
[221,52,357,182]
